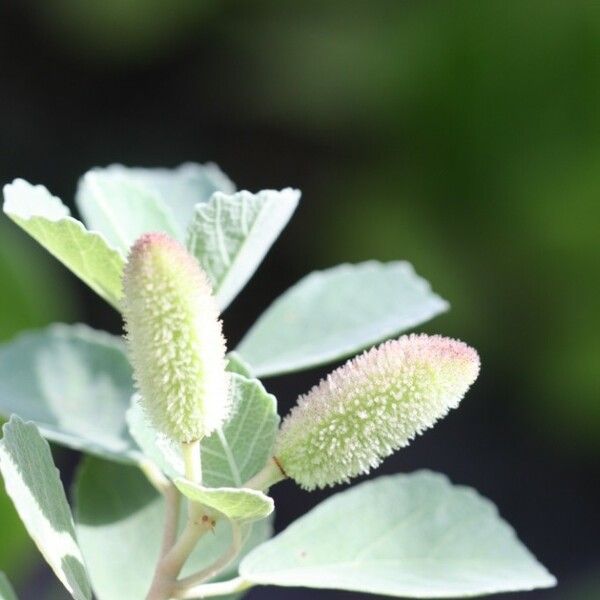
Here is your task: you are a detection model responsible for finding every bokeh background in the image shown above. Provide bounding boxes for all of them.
[1,1,599,598]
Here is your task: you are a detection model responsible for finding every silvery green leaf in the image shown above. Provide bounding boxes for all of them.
[0,324,135,462]
[3,179,124,309]
[78,163,235,242]
[126,373,279,488]
[74,457,272,600]
[75,169,179,254]
[0,417,92,600]
[187,188,300,310]
[226,352,253,378]
[237,261,449,377]
[174,478,274,523]
[126,396,183,477]
[0,573,17,600]
[240,471,556,597]
[201,374,279,488]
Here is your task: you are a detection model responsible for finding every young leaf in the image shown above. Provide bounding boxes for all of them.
[82,163,235,238]
[76,170,179,255]
[240,471,556,598]
[74,457,272,600]
[127,373,279,488]
[201,373,279,488]
[226,352,253,378]
[174,478,274,523]
[237,261,449,377]
[0,573,17,600]
[0,324,136,462]
[0,417,92,600]
[187,188,300,310]
[3,180,124,309]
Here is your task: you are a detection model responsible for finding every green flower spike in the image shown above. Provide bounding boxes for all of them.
[275,333,480,490]
[122,232,229,443]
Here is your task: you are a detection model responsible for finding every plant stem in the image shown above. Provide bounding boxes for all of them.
[140,459,171,495]
[175,520,243,592]
[146,516,211,600]
[243,457,287,491]
[160,485,181,557]
[181,440,202,484]
[172,576,252,599]
[146,440,207,600]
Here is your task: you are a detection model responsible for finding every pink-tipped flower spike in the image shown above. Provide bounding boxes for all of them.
[122,233,229,443]
[275,334,480,490]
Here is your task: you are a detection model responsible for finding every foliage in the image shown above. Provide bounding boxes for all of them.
[0,164,555,599]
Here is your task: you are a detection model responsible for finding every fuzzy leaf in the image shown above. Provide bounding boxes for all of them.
[237,261,449,377]
[187,188,300,310]
[126,396,183,477]
[86,163,235,238]
[74,457,272,600]
[201,374,279,488]
[175,478,274,523]
[3,179,124,309]
[76,170,179,254]
[0,417,92,600]
[226,352,253,378]
[0,573,17,600]
[127,374,279,488]
[0,324,136,462]
[240,471,556,598]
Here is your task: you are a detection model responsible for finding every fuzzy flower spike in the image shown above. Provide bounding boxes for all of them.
[275,333,480,490]
[122,232,229,443]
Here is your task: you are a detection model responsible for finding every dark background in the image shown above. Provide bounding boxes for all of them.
[0,1,598,599]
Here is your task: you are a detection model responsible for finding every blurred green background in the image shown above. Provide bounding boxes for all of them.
[0,1,598,598]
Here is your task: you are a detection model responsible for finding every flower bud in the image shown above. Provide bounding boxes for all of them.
[123,233,229,443]
[275,334,480,490]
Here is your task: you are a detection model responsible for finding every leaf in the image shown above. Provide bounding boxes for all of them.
[126,395,183,477]
[75,169,180,254]
[237,260,449,377]
[201,374,279,488]
[0,324,136,462]
[226,352,253,378]
[187,188,300,310]
[174,478,274,523]
[126,373,279,488]
[0,417,92,600]
[77,163,235,242]
[74,457,272,600]
[240,471,556,598]
[3,180,125,309]
[0,573,17,600]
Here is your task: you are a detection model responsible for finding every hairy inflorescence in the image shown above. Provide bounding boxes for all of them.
[275,334,480,490]
[122,232,229,443]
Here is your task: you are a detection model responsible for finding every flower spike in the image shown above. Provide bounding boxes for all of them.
[275,334,480,490]
[122,232,229,443]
